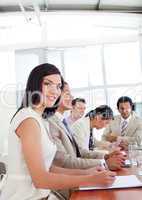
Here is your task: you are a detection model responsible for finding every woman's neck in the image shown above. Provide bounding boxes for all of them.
[57,107,65,114]
[90,118,96,129]
[32,105,45,116]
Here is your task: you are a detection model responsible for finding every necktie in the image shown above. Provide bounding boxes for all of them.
[121,120,128,136]
[89,128,94,151]
[62,118,81,157]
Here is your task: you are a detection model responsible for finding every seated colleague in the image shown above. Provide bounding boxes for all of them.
[72,106,112,151]
[1,64,116,200]
[66,97,86,125]
[47,82,125,171]
[102,96,142,150]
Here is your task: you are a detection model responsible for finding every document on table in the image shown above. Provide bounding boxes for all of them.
[79,175,142,190]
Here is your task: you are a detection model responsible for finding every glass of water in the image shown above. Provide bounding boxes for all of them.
[136,150,142,175]
[128,143,138,166]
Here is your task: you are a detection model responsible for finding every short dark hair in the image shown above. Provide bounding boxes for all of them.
[85,105,113,120]
[72,98,86,106]
[117,96,133,109]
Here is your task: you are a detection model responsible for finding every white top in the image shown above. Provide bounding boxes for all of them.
[1,107,57,200]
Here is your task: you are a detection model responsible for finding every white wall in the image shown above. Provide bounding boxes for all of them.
[0,91,16,153]
[0,51,16,154]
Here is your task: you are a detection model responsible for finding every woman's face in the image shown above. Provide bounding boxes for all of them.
[41,74,62,108]
[60,84,73,110]
[92,115,111,129]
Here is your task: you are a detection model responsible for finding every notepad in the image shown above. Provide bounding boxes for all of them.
[79,175,142,190]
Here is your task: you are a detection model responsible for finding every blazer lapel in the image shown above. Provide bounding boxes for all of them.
[123,113,136,136]
[49,115,73,141]
[48,114,78,156]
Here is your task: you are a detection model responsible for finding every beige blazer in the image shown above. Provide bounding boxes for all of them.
[47,114,105,169]
[72,117,108,151]
[102,112,142,145]
[72,117,91,150]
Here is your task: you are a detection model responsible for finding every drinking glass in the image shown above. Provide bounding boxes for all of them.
[128,143,138,166]
[136,150,142,175]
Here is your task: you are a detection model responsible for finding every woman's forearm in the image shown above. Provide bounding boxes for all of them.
[35,171,93,190]
[50,165,89,175]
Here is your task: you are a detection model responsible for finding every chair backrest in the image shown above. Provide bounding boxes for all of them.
[0,173,7,191]
[0,162,6,180]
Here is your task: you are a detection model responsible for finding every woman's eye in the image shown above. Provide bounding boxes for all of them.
[43,82,62,90]
[57,85,62,89]
[44,82,50,86]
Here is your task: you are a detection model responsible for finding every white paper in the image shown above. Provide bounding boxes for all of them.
[79,175,142,190]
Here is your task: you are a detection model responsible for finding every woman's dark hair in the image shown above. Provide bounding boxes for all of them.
[117,96,133,110]
[12,63,64,120]
[85,105,113,120]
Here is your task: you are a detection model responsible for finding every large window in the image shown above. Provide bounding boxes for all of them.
[15,41,142,115]
[64,46,103,88]
[0,51,15,87]
[15,49,40,90]
[46,50,62,72]
[63,41,142,114]
[104,42,142,85]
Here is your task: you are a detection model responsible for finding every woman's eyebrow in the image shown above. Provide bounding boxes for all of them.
[43,78,53,83]
[43,78,61,85]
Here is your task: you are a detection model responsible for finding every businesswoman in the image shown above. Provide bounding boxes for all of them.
[1,63,115,200]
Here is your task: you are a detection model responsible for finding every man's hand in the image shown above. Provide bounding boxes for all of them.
[105,156,124,170]
[98,141,111,150]
[106,132,118,143]
[119,140,129,151]
[105,150,126,171]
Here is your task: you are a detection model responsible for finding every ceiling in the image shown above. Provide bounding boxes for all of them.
[0,1,142,50]
[0,0,142,12]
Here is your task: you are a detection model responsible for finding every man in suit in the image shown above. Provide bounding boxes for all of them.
[102,96,142,150]
[47,82,125,170]
[66,98,86,125]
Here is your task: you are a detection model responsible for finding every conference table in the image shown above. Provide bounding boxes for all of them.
[70,167,142,200]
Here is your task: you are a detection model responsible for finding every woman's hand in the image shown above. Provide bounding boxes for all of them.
[86,166,105,174]
[91,170,116,187]
[106,132,118,142]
